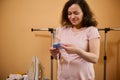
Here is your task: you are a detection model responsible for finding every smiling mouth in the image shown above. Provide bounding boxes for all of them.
[71,19,77,22]
[71,20,77,23]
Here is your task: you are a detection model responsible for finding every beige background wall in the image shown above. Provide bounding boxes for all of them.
[0,0,120,80]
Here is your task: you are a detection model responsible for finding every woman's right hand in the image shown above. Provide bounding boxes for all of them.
[49,47,60,59]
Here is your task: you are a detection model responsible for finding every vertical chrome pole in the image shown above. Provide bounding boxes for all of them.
[48,28,55,80]
[104,29,107,80]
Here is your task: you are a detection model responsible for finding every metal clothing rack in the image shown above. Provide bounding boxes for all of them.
[98,27,120,80]
[31,28,55,80]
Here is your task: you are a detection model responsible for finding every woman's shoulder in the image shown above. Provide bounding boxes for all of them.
[56,26,72,31]
[86,26,98,30]
[85,26,100,39]
[84,26,98,32]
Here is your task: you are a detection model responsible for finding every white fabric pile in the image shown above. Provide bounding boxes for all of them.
[6,74,28,80]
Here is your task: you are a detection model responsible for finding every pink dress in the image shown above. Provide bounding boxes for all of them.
[55,26,100,80]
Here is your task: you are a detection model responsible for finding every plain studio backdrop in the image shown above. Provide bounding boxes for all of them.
[0,0,120,80]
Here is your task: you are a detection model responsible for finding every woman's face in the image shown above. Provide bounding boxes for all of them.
[68,4,83,27]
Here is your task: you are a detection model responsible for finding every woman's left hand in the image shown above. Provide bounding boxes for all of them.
[61,44,78,54]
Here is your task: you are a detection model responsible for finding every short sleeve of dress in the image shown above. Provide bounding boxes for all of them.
[87,26,100,40]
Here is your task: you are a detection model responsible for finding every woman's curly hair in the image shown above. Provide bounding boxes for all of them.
[61,0,98,27]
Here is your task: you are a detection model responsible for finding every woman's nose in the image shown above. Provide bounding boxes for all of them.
[71,14,75,19]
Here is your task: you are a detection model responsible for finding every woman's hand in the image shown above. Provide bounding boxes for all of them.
[61,38,100,63]
[49,47,60,59]
[61,44,78,54]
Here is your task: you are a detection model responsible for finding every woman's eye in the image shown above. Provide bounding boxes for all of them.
[68,11,80,15]
[74,12,79,15]
[68,12,72,15]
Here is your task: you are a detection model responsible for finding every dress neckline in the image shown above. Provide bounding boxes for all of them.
[70,27,86,33]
